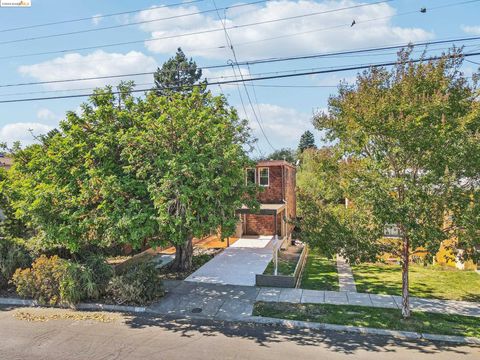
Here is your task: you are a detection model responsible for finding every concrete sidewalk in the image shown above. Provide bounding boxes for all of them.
[149,281,480,320]
[336,255,357,292]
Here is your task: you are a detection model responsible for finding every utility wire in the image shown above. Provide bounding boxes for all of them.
[212,0,276,152]
[0,0,205,33]
[225,0,480,50]
[3,34,480,89]
[0,0,395,60]
[1,50,478,104]
[0,0,272,45]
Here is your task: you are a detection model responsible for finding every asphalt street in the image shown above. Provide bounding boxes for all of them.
[0,306,478,360]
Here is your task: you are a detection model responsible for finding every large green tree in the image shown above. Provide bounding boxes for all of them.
[7,83,157,253]
[121,89,257,271]
[309,49,480,318]
[6,84,256,270]
[153,48,204,96]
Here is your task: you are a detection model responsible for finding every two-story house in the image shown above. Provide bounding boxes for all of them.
[235,160,296,240]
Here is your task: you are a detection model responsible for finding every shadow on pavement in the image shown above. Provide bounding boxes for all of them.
[124,312,476,356]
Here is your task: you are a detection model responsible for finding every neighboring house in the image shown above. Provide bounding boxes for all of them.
[235,160,296,240]
[0,154,12,170]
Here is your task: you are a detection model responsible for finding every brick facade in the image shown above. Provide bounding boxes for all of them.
[242,160,296,239]
[245,214,275,235]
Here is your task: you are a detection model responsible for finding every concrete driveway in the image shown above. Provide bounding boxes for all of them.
[186,236,277,286]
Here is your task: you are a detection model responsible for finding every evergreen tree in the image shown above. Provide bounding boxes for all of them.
[153,48,204,96]
[298,130,316,153]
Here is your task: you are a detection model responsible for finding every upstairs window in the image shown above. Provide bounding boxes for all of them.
[246,168,256,185]
[259,168,269,187]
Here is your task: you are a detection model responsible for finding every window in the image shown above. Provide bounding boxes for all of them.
[246,168,256,185]
[384,224,401,238]
[259,168,269,186]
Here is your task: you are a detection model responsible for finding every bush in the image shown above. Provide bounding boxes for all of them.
[107,261,164,305]
[0,239,31,289]
[81,253,114,297]
[12,255,113,305]
[12,255,67,305]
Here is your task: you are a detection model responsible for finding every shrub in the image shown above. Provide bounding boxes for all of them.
[12,255,66,305]
[0,239,31,289]
[12,255,113,305]
[107,261,164,305]
[81,253,114,297]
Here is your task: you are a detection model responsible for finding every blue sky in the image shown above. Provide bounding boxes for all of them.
[0,0,479,157]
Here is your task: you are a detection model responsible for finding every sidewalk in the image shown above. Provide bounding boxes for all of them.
[336,255,357,292]
[149,281,480,321]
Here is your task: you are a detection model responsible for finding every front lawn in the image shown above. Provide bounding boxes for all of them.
[352,263,480,302]
[300,250,338,291]
[263,257,297,276]
[253,301,480,338]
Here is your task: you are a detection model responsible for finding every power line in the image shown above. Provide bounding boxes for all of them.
[227,0,480,51]
[1,51,478,103]
[0,0,394,60]
[0,0,271,45]
[466,59,480,66]
[3,34,480,89]
[0,0,205,33]
[212,0,276,152]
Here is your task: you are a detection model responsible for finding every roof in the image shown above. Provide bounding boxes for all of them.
[237,203,286,215]
[256,160,296,169]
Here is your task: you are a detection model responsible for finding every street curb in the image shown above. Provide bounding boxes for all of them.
[75,303,146,313]
[241,316,480,345]
[0,297,146,313]
[0,297,38,307]
[1,296,478,345]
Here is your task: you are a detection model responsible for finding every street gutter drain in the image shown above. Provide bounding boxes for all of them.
[191,308,203,314]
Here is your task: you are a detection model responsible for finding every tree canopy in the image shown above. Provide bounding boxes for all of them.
[303,48,480,317]
[153,48,204,96]
[5,83,257,270]
[298,130,316,153]
[260,148,297,164]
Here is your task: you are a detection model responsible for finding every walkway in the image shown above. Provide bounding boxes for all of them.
[150,281,480,320]
[185,236,278,286]
[336,255,357,292]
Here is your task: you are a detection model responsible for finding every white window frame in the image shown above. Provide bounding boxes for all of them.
[258,167,269,187]
[384,224,401,238]
[246,168,256,185]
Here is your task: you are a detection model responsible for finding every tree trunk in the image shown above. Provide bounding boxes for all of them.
[401,236,411,318]
[170,235,193,272]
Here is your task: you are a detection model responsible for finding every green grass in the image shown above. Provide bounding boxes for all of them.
[253,301,480,338]
[263,257,298,276]
[300,250,338,291]
[351,263,480,302]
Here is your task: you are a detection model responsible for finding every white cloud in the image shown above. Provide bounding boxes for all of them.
[0,122,53,147]
[238,103,314,150]
[36,108,57,122]
[461,25,480,35]
[18,50,158,90]
[91,14,102,26]
[135,0,433,59]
